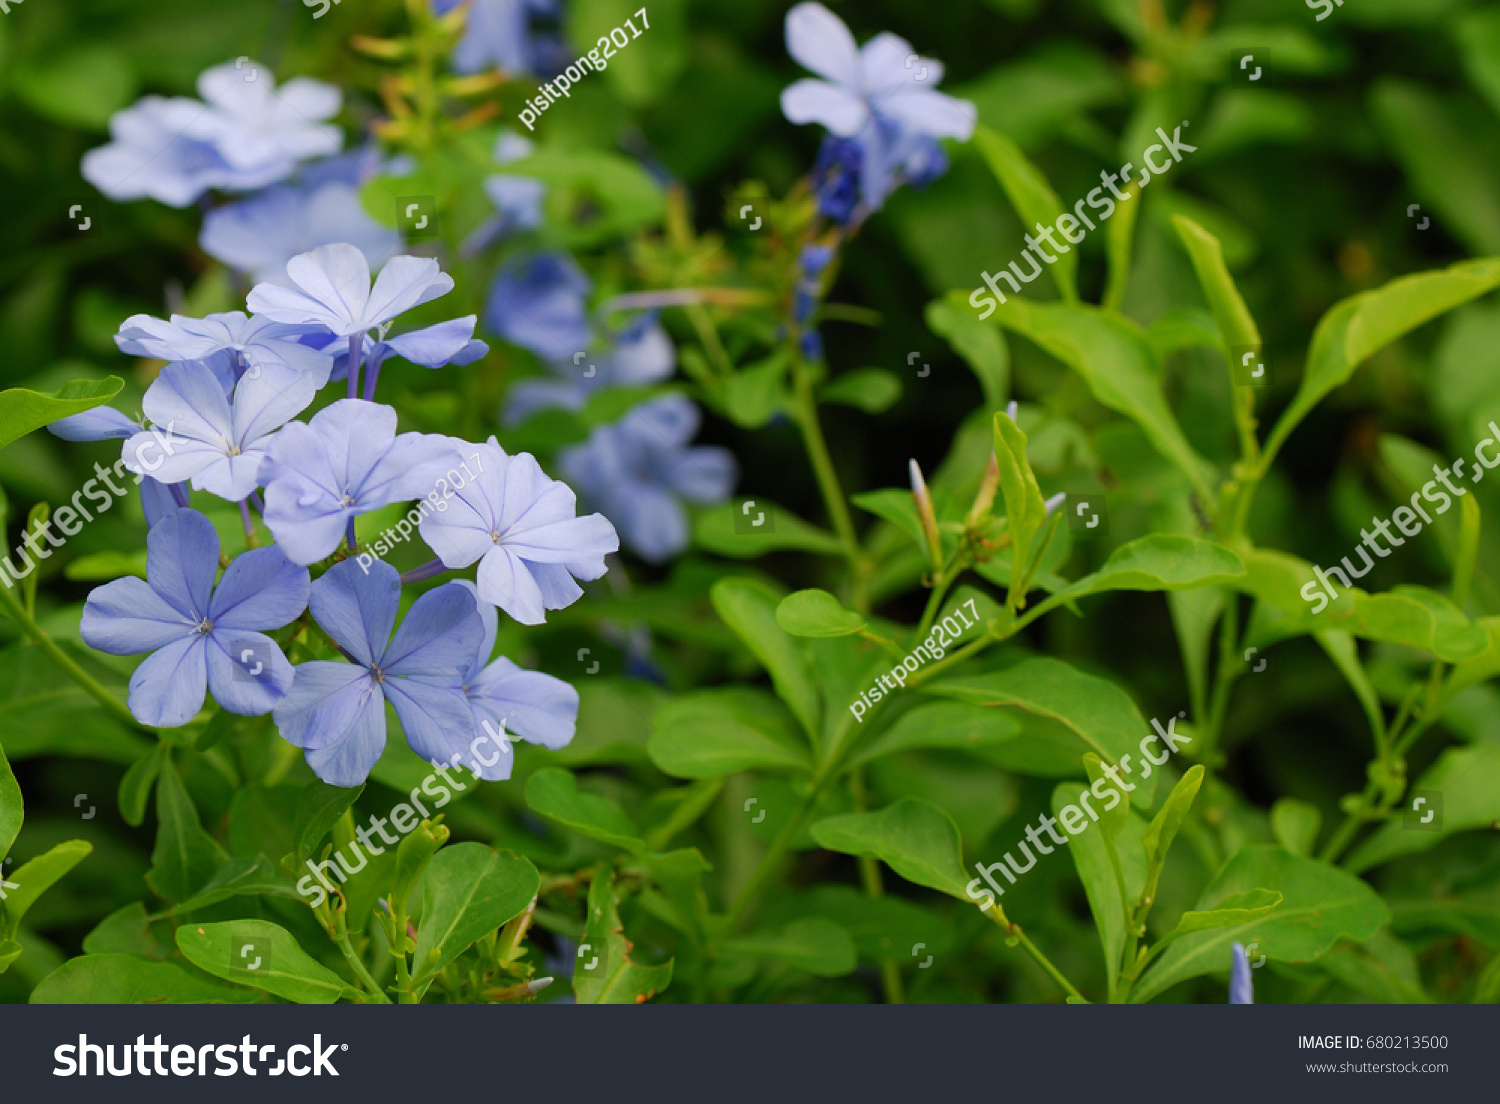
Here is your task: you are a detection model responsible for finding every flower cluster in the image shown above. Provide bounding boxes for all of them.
[54,240,615,786]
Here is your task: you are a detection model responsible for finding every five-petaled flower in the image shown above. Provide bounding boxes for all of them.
[260,399,462,565]
[418,437,618,625]
[248,243,457,338]
[273,559,484,786]
[80,509,309,727]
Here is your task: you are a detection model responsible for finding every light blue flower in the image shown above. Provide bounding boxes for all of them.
[1230,942,1255,1004]
[324,319,489,389]
[503,315,675,425]
[80,509,309,727]
[82,61,342,208]
[450,579,578,780]
[431,0,567,78]
[417,437,618,625]
[273,558,483,786]
[485,251,590,362]
[247,243,455,339]
[780,3,974,213]
[260,399,463,565]
[119,358,319,503]
[115,311,335,382]
[558,395,736,563]
[200,179,402,288]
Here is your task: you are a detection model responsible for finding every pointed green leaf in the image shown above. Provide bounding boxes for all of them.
[1171,215,1260,351]
[1053,781,1146,997]
[810,798,970,899]
[993,410,1047,605]
[176,919,358,1004]
[972,125,1077,301]
[118,743,165,828]
[0,742,20,861]
[649,689,812,778]
[849,701,1022,768]
[1270,798,1323,857]
[0,839,91,934]
[0,377,125,452]
[820,368,901,414]
[1059,535,1245,600]
[693,501,843,559]
[925,299,1009,410]
[1168,888,1284,936]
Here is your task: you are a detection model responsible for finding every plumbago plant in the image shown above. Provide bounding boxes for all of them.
[3,0,1500,1008]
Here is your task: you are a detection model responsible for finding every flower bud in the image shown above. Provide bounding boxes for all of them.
[910,458,942,568]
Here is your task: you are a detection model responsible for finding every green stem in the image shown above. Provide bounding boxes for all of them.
[790,353,870,609]
[724,784,825,931]
[850,769,904,1004]
[981,905,1086,1002]
[332,904,391,1004]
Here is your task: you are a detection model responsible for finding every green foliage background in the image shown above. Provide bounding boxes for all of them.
[1,0,1499,1005]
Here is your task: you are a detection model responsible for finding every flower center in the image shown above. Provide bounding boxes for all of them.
[194,618,214,636]
[370,665,386,684]
[490,529,503,545]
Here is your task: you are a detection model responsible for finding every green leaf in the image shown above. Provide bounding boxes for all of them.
[14,46,136,129]
[1139,765,1205,909]
[779,885,952,964]
[166,854,303,915]
[1058,535,1245,601]
[925,299,1008,410]
[0,377,124,452]
[693,501,843,559]
[1132,846,1390,1002]
[722,917,857,977]
[176,920,357,1004]
[1314,631,1387,747]
[1169,889,1284,936]
[1052,781,1144,997]
[411,844,539,985]
[775,589,867,638]
[926,657,1159,805]
[574,868,673,1004]
[146,760,227,904]
[710,579,821,740]
[978,296,1213,501]
[1103,171,1141,312]
[849,701,1022,768]
[649,689,812,778]
[1082,756,1130,842]
[31,954,260,1004]
[820,368,902,414]
[810,798,970,899]
[1266,258,1500,461]
[1270,798,1323,857]
[851,488,927,554]
[992,410,1047,607]
[1346,745,1500,871]
[1171,215,1261,351]
[972,125,1077,301]
[0,741,20,861]
[525,768,644,850]
[118,744,165,829]
[0,839,91,935]
[293,780,364,863]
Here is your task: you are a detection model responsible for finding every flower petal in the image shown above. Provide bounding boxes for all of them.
[80,576,193,655]
[127,634,209,728]
[477,545,548,625]
[878,87,977,141]
[382,317,482,368]
[781,79,868,136]
[469,655,578,750]
[450,579,498,682]
[309,557,402,666]
[364,256,454,327]
[384,677,485,774]
[48,407,139,442]
[209,545,310,630]
[204,630,294,715]
[786,2,861,88]
[273,660,377,750]
[382,581,485,677]
[146,508,220,620]
[859,32,941,94]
